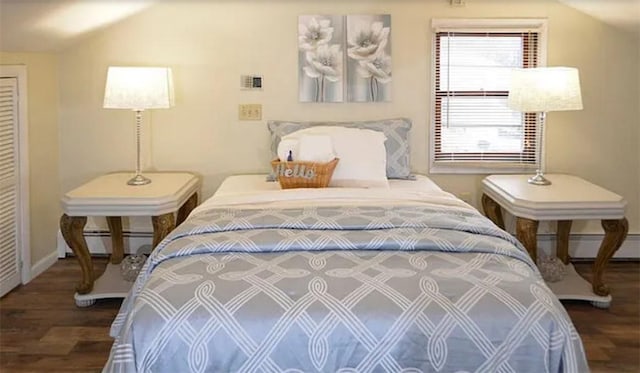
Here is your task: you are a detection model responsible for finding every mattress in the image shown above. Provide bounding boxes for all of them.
[212,174,444,196]
[192,174,454,216]
[104,175,588,373]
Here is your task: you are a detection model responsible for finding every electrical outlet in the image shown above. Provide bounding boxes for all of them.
[238,104,262,121]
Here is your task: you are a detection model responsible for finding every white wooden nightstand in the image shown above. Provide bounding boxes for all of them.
[60,172,201,307]
[481,174,628,308]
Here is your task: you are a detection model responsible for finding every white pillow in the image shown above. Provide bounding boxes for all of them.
[297,134,335,163]
[282,126,389,188]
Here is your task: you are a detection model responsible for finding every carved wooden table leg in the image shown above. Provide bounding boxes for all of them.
[592,218,629,296]
[60,214,94,294]
[516,217,539,261]
[556,220,573,264]
[152,213,176,248]
[176,193,198,226]
[106,216,124,265]
[481,194,505,229]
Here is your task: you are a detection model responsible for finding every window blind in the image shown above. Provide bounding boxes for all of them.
[434,31,539,166]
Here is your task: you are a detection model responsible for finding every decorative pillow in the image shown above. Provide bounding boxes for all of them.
[281,126,389,188]
[267,118,414,180]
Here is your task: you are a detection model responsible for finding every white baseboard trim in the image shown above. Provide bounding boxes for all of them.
[57,229,639,259]
[57,229,154,257]
[30,250,59,282]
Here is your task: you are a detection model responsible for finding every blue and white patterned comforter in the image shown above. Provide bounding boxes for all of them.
[104,193,588,373]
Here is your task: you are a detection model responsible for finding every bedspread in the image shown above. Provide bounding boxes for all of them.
[104,204,588,373]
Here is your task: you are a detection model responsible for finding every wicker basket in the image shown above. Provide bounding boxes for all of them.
[271,158,339,189]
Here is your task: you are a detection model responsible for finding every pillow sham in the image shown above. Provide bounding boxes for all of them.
[267,118,413,180]
[282,126,389,188]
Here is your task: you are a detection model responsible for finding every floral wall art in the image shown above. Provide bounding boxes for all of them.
[298,15,345,102]
[298,14,392,103]
[346,15,392,102]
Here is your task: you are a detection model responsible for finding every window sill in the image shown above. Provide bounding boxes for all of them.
[429,162,536,175]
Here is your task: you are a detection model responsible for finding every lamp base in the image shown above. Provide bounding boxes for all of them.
[127,174,152,186]
[528,171,551,186]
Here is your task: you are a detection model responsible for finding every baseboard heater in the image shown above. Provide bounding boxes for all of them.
[57,229,154,257]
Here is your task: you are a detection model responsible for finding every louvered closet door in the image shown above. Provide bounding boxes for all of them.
[0,77,20,297]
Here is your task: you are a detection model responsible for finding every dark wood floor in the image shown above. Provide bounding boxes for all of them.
[1,258,638,373]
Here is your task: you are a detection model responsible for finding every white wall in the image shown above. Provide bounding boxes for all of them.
[0,52,60,266]
[58,0,639,236]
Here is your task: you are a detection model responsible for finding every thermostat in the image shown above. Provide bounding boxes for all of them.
[241,75,263,90]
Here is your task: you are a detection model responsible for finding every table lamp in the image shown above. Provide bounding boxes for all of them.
[508,67,583,186]
[103,66,174,186]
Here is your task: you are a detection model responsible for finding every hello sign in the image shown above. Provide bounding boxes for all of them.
[273,163,317,179]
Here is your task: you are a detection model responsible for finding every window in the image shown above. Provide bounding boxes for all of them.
[430,19,547,173]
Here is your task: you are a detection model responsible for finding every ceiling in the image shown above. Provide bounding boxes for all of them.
[0,0,638,53]
[558,0,640,35]
[0,0,156,52]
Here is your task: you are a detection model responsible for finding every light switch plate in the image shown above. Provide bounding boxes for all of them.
[239,104,262,121]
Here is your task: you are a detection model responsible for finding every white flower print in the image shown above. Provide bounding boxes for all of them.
[303,44,343,102]
[298,17,334,51]
[357,52,392,101]
[304,44,342,81]
[357,52,392,83]
[347,21,389,61]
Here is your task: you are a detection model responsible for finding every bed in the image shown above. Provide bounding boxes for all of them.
[104,174,588,373]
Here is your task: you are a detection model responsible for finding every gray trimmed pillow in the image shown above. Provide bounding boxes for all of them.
[267,118,414,181]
